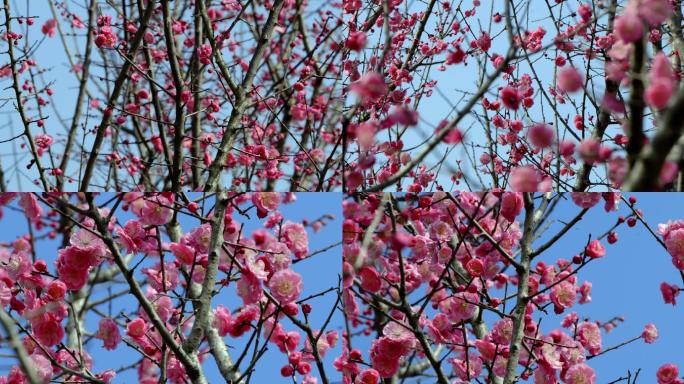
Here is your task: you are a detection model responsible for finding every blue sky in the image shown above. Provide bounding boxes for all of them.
[346,193,684,383]
[0,193,343,383]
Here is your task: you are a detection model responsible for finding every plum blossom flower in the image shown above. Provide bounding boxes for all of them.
[351,72,387,103]
[660,282,680,305]
[645,53,676,110]
[642,323,658,344]
[252,192,281,217]
[140,195,173,225]
[584,239,605,259]
[527,123,554,148]
[42,19,57,37]
[657,363,679,384]
[126,318,147,339]
[571,192,601,209]
[282,221,309,258]
[557,66,584,93]
[500,86,522,109]
[346,31,367,51]
[269,269,303,303]
[564,363,596,384]
[576,321,602,355]
[615,11,643,43]
[18,193,42,221]
[95,26,118,48]
[95,317,121,350]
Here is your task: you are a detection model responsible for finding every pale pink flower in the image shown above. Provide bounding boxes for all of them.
[565,363,596,384]
[31,353,53,383]
[615,11,644,43]
[18,193,42,221]
[282,221,309,258]
[510,165,543,192]
[213,305,232,337]
[252,192,281,214]
[636,0,672,26]
[351,72,387,103]
[577,321,602,355]
[95,317,121,350]
[550,281,577,311]
[557,67,584,93]
[237,271,263,305]
[269,269,303,303]
[642,323,658,343]
[439,292,478,322]
[528,124,554,148]
[140,195,173,225]
[571,192,601,209]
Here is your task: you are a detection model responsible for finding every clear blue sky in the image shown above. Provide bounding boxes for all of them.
[0,193,343,383]
[346,193,684,383]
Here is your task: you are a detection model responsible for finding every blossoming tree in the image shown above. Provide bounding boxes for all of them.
[0,0,345,191]
[341,0,684,192]
[0,192,342,383]
[339,192,684,383]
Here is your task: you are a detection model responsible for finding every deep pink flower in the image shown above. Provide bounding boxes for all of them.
[660,282,680,305]
[357,369,380,384]
[657,363,679,384]
[169,242,196,265]
[501,86,522,109]
[358,266,381,292]
[500,192,523,222]
[584,239,605,259]
[126,318,147,339]
[42,19,57,37]
[646,80,674,109]
[33,316,64,347]
[550,281,577,312]
[269,269,303,304]
[95,317,121,350]
[34,134,54,156]
[346,31,367,51]
[95,26,118,48]
[198,43,212,65]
